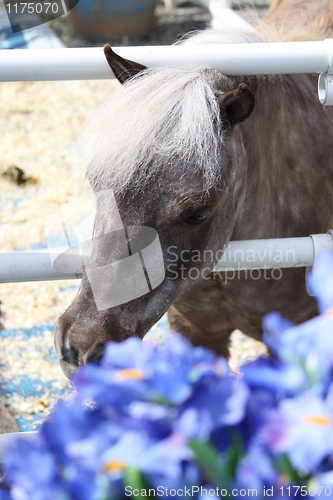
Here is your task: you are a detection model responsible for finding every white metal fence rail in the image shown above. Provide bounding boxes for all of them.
[0,40,333,80]
[0,233,332,283]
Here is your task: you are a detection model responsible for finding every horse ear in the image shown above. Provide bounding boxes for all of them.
[218,83,255,126]
[104,44,147,84]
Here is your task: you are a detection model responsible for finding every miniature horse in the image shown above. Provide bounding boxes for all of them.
[54,0,333,377]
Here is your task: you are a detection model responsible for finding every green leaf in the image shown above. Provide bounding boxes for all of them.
[275,454,306,486]
[189,440,231,491]
[227,431,244,477]
[124,467,149,500]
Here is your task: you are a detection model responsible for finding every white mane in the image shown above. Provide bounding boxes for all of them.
[82,29,262,196]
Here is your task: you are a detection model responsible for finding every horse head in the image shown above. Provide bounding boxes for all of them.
[54,45,255,377]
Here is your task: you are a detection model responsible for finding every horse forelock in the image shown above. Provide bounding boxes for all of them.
[82,64,235,197]
[82,29,265,197]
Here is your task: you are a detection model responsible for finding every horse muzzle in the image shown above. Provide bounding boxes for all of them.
[54,320,106,379]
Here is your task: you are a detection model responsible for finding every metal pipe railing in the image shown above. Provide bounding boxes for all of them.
[213,233,333,271]
[0,40,333,82]
[0,233,331,283]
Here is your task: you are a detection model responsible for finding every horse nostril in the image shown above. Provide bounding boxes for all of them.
[86,343,105,364]
[61,347,80,367]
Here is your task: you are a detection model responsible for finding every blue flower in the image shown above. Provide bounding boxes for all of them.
[263,313,333,391]
[177,377,249,440]
[73,333,244,440]
[4,437,57,491]
[4,248,333,500]
[307,251,333,314]
[310,472,333,499]
[0,489,12,500]
[98,429,198,492]
[196,485,219,498]
[40,397,106,466]
[235,441,279,492]
[3,333,245,498]
[73,335,193,407]
[4,431,107,500]
[242,357,308,396]
[261,392,333,473]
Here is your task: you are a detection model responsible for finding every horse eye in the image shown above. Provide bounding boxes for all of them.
[185,208,211,225]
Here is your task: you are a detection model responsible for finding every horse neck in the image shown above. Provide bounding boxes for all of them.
[263,0,333,41]
[232,73,333,240]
